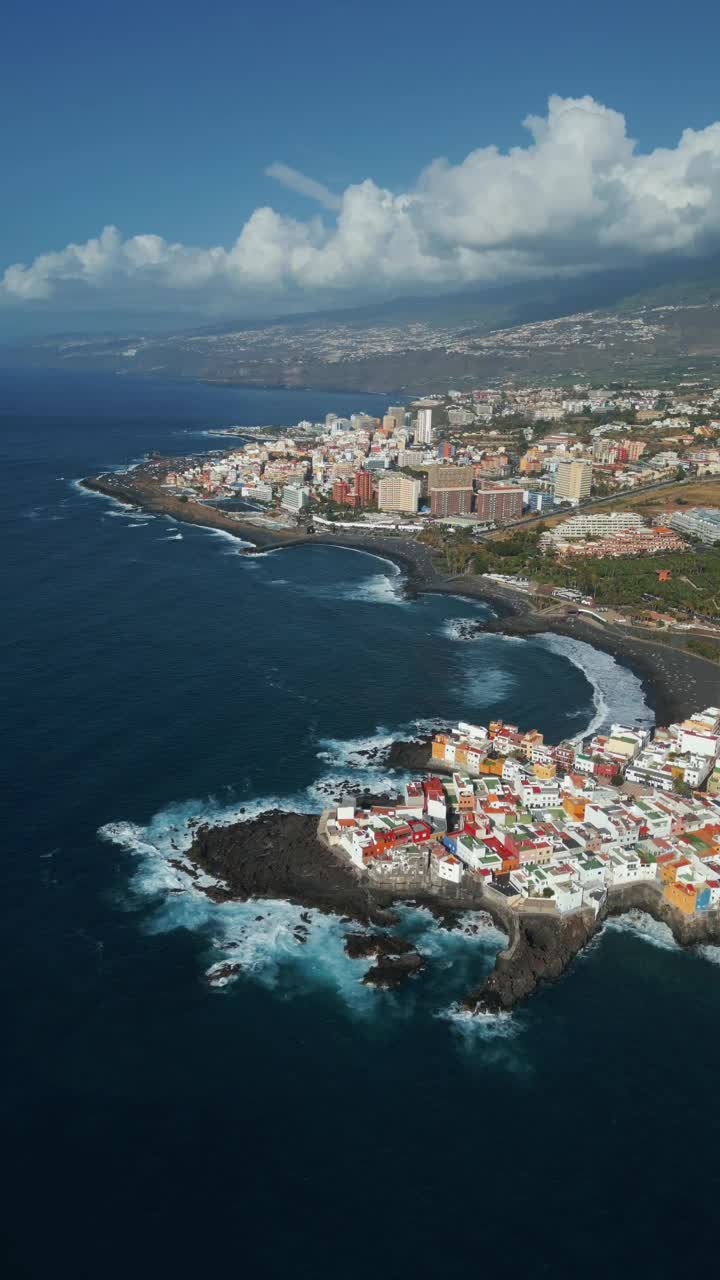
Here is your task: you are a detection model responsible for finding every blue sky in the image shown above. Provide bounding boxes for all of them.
[3,0,720,333]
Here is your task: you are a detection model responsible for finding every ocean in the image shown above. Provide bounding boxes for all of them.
[3,369,719,1277]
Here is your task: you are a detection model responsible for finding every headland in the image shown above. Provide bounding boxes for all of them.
[164,706,720,1011]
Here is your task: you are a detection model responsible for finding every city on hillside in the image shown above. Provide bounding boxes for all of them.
[155,382,720,635]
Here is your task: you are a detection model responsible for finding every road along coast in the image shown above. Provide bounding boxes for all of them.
[82,465,720,1011]
[82,466,720,728]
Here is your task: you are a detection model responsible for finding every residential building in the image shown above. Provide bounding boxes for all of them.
[430,487,474,517]
[554,459,593,505]
[475,487,523,523]
[377,474,422,514]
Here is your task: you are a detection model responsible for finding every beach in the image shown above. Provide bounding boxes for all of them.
[82,466,720,725]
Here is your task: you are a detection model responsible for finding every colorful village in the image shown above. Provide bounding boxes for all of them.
[323,708,720,918]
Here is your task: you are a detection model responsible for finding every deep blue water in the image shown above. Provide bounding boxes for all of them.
[3,370,720,1277]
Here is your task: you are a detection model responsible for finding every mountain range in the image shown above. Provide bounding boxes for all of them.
[5,254,720,392]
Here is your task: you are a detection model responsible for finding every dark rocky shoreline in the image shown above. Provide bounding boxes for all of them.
[178,806,720,1013]
[82,467,720,726]
[83,465,720,1012]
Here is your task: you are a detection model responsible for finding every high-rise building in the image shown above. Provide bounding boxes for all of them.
[554,460,593,505]
[427,463,474,490]
[475,487,523,523]
[354,470,374,507]
[281,484,309,513]
[332,479,351,505]
[430,487,473,517]
[415,408,434,446]
[377,474,422,514]
[625,439,646,462]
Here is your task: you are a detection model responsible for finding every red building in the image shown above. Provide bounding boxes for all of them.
[475,486,523,523]
[354,469,374,507]
[332,479,351,505]
[430,487,473,517]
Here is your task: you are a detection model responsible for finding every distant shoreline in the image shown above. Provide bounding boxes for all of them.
[80,469,720,726]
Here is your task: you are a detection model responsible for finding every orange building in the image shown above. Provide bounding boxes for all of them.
[562,793,586,821]
[479,757,504,777]
[664,880,697,915]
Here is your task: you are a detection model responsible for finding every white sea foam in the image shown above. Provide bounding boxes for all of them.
[127,521,150,528]
[346,572,408,605]
[99,813,382,1009]
[203,526,255,550]
[301,568,408,606]
[439,1003,519,1040]
[536,634,654,740]
[99,775,513,1015]
[601,910,679,952]
[69,478,134,511]
[315,718,454,766]
[698,945,720,967]
[164,531,183,541]
[316,727,399,770]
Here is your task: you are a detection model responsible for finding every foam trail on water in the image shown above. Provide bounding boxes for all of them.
[535,634,654,739]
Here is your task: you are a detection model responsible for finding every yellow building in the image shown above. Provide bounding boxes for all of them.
[377,474,422,514]
[533,760,557,780]
[554,459,593,504]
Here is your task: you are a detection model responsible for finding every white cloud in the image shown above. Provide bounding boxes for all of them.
[4,95,720,312]
[265,163,342,211]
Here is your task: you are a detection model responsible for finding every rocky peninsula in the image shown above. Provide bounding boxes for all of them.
[84,460,720,1014]
[169,802,720,1013]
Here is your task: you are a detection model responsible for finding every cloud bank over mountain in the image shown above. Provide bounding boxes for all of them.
[4,95,720,317]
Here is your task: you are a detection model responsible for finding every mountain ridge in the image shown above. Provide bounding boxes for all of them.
[4,255,720,392]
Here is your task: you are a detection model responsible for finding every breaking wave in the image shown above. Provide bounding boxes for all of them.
[601,911,678,951]
[204,527,255,550]
[439,1004,518,1040]
[98,783,508,1020]
[536,634,654,740]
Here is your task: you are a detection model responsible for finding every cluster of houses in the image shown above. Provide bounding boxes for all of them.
[324,709,720,918]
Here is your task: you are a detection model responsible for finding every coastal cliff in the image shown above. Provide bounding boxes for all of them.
[464,882,720,1014]
[464,905,598,1014]
[180,808,720,1014]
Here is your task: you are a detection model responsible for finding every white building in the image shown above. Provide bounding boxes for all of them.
[415,408,434,446]
[281,484,309,513]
